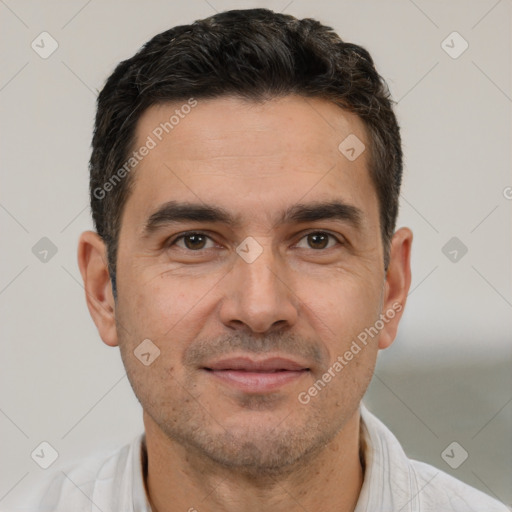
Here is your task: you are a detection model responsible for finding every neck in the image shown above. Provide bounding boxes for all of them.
[143,409,364,512]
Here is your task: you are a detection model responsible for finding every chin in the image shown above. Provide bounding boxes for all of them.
[167,414,339,478]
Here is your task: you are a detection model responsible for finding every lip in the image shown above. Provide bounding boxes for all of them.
[204,356,309,372]
[202,357,310,393]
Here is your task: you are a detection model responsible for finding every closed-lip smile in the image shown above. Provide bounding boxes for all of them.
[202,356,310,393]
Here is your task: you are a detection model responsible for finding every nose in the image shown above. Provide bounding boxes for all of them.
[218,241,299,334]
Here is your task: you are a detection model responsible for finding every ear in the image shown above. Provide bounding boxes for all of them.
[77,230,118,347]
[378,227,413,350]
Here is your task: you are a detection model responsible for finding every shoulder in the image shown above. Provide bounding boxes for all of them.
[21,436,143,512]
[409,459,510,512]
[359,405,510,512]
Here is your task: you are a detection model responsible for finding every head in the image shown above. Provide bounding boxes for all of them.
[79,8,412,475]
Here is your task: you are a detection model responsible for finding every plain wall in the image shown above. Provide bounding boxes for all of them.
[1,0,511,508]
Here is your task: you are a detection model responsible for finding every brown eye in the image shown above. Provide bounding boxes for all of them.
[296,231,340,250]
[171,233,214,251]
[308,232,329,249]
[184,234,207,250]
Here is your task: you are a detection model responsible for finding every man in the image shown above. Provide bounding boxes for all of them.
[33,8,508,512]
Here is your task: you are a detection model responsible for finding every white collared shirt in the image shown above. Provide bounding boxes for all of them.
[355,406,509,511]
[20,405,509,511]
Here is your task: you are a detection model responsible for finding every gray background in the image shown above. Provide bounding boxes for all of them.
[1,0,511,508]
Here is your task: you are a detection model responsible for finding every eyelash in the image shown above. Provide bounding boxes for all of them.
[166,230,344,252]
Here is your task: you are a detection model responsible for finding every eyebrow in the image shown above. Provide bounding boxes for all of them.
[142,199,363,237]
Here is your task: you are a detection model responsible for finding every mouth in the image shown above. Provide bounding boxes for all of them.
[202,357,310,393]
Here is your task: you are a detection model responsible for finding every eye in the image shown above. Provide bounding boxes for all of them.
[169,232,216,251]
[295,231,341,250]
[166,230,343,253]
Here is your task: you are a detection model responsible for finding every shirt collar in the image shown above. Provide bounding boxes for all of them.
[355,402,421,512]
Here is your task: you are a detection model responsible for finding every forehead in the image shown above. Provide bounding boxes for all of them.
[123,95,378,231]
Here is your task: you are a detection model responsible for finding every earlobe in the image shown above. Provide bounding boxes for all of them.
[77,230,119,347]
[378,227,413,350]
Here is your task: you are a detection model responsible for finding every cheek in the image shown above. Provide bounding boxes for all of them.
[116,273,221,395]
[121,269,211,340]
[115,283,193,410]
[300,271,382,344]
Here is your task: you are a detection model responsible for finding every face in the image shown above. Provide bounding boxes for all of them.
[81,95,411,474]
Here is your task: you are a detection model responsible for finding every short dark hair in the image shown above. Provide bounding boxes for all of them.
[90,8,402,299]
